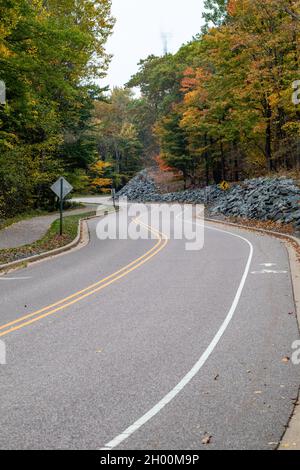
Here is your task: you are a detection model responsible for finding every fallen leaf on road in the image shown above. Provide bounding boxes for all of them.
[202,435,212,445]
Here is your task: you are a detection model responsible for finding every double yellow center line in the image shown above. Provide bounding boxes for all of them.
[0,218,168,338]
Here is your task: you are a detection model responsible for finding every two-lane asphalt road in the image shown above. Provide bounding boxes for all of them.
[0,205,299,450]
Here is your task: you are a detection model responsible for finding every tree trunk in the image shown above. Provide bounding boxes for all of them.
[114,142,120,174]
[265,101,273,172]
[204,133,209,186]
[220,141,226,180]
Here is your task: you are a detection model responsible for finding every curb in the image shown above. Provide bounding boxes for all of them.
[205,216,300,246]
[205,217,300,450]
[0,207,118,275]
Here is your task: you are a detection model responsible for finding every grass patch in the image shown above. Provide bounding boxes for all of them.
[0,211,96,265]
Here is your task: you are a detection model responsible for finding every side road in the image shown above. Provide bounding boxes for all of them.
[0,206,98,250]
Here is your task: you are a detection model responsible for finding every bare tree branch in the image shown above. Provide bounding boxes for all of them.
[284,6,300,21]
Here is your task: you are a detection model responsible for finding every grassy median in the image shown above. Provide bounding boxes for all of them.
[0,211,96,266]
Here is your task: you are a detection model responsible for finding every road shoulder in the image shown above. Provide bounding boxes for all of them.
[279,241,300,450]
[206,216,300,450]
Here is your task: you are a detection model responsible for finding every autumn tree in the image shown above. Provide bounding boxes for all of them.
[202,0,229,32]
[89,161,112,194]
[139,0,300,185]
[0,0,114,216]
[93,88,143,187]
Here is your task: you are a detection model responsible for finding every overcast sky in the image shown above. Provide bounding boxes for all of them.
[102,0,205,89]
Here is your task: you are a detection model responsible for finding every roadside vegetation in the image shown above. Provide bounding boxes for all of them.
[124,0,300,188]
[1,0,299,225]
[0,0,114,219]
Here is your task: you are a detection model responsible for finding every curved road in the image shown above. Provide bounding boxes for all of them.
[0,205,299,450]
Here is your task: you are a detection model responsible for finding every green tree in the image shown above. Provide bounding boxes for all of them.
[0,0,114,216]
[94,88,143,186]
[202,0,229,33]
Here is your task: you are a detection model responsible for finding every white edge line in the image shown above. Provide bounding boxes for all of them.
[99,216,254,450]
[0,276,31,281]
[251,270,287,275]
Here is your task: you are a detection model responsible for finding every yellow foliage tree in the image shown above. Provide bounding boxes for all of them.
[89,161,112,193]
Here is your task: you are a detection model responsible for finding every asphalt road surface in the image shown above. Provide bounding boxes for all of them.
[0,204,299,450]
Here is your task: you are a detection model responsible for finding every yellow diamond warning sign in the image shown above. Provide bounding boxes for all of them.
[219,181,230,191]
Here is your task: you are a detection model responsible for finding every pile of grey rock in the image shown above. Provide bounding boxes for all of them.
[117,170,222,204]
[117,170,159,202]
[211,178,300,229]
[117,171,300,230]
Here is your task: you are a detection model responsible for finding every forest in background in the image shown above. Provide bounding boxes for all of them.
[1,0,300,219]
[124,0,300,188]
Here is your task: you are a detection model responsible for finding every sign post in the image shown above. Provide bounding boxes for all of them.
[111,188,116,209]
[59,178,63,236]
[51,177,73,236]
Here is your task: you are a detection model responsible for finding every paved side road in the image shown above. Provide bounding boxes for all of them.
[0,207,98,250]
[0,206,299,450]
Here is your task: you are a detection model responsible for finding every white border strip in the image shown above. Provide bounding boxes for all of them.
[100,219,253,450]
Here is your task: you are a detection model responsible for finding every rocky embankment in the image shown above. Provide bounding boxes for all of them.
[117,170,300,231]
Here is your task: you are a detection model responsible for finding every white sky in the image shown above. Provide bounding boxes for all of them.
[103,0,205,89]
